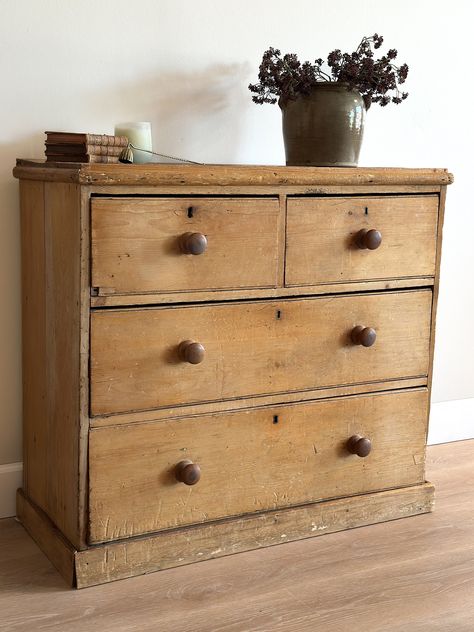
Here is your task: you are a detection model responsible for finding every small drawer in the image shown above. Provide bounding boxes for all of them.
[285,195,438,286]
[88,388,428,543]
[90,290,432,416]
[91,197,281,295]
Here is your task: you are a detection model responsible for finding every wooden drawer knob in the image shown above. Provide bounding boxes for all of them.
[351,325,376,347]
[347,435,372,457]
[175,460,201,485]
[178,340,205,364]
[356,228,382,250]
[180,232,208,255]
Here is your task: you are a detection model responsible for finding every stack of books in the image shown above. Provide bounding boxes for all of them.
[45,131,129,163]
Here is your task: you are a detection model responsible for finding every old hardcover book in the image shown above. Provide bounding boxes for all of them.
[45,131,129,147]
[45,144,124,157]
[45,154,120,163]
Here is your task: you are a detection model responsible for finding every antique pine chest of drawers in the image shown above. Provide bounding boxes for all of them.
[14,160,452,588]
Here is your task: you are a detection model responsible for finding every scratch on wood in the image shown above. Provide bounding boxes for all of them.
[413,453,425,465]
[311,522,328,532]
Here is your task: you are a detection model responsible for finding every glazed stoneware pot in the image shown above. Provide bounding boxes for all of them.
[280,83,366,167]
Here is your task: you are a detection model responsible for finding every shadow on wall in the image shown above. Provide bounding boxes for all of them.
[101,62,253,164]
[0,133,45,465]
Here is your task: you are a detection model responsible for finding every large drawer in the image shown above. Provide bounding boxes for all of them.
[91,197,281,294]
[286,195,438,286]
[90,290,432,416]
[88,389,428,543]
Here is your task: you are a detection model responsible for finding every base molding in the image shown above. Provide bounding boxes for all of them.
[17,483,435,589]
[0,462,22,518]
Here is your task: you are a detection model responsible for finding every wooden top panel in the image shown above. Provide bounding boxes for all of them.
[13,159,454,187]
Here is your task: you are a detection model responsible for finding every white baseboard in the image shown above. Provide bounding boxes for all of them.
[428,398,474,445]
[0,399,471,519]
[0,462,22,519]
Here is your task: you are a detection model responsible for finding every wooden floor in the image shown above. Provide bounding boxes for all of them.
[1,440,473,632]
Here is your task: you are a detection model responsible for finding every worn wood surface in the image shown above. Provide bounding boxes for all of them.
[16,489,76,586]
[90,276,435,308]
[13,160,454,186]
[78,187,91,547]
[20,181,47,509]
[90,377,427,428]
[286,195,438,286]
[425,186,447,443]
[92,197,281,294]
[89,389,428,542]
[81,482,434,589]
[91,290,432,415]
[2,441,472,629]
[85,183,446,195]
[13,471,435,591]
[19,180,86,549]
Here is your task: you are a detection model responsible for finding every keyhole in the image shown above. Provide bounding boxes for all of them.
[187,206,195,218]
[276,310,282,320]
[273,415,279,424]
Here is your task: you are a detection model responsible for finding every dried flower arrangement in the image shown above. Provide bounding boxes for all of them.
[249,34,409,109]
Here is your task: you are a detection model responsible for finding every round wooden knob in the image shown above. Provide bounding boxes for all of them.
[175,460,201,485]
[347,435,372,457]
[178,340,205,364]
[356,229,382,250]
[351,325,376,347]
[180,232,207,255]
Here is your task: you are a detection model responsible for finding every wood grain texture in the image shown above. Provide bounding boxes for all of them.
[20,180,47,506]
[286,195,438,286]
[77,187,91,547]
[90,276,434,308]
[90,377,428,428]
[16,489,76,586]
[91,197,281,294]
[91,290,432,415]
[88,389,428,542]
[20,181,86,549]
[13,160,454,186]
[80,482,434,588]
[86,183,445,195]
[425,187,447,444]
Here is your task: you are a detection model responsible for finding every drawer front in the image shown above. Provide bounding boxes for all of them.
[91,197,281,294]
[91,290,431,416]
[88,389,428,543]
[286,196,438,286]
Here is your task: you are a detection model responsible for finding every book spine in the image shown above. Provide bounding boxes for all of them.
[45,144,125,157]
[84,134,129,147]
[45,133,129,147]
[45,155,121,164]
[87,144,125,156]
[88,154,121,163]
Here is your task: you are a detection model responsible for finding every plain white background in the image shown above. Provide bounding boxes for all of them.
[0,0,472,496]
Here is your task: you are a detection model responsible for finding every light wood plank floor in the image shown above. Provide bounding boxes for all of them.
[1,440,473,632]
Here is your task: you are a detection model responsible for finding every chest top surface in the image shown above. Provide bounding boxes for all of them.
[13,159,453,187]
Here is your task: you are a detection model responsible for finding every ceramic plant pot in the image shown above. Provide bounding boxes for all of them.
[280,83,366,167]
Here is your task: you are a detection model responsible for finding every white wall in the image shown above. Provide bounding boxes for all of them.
[0,0,472,508]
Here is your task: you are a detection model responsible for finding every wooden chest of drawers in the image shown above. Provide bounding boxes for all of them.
[14,161,452,588]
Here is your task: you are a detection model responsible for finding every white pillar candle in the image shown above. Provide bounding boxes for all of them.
[114,122,152,164]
